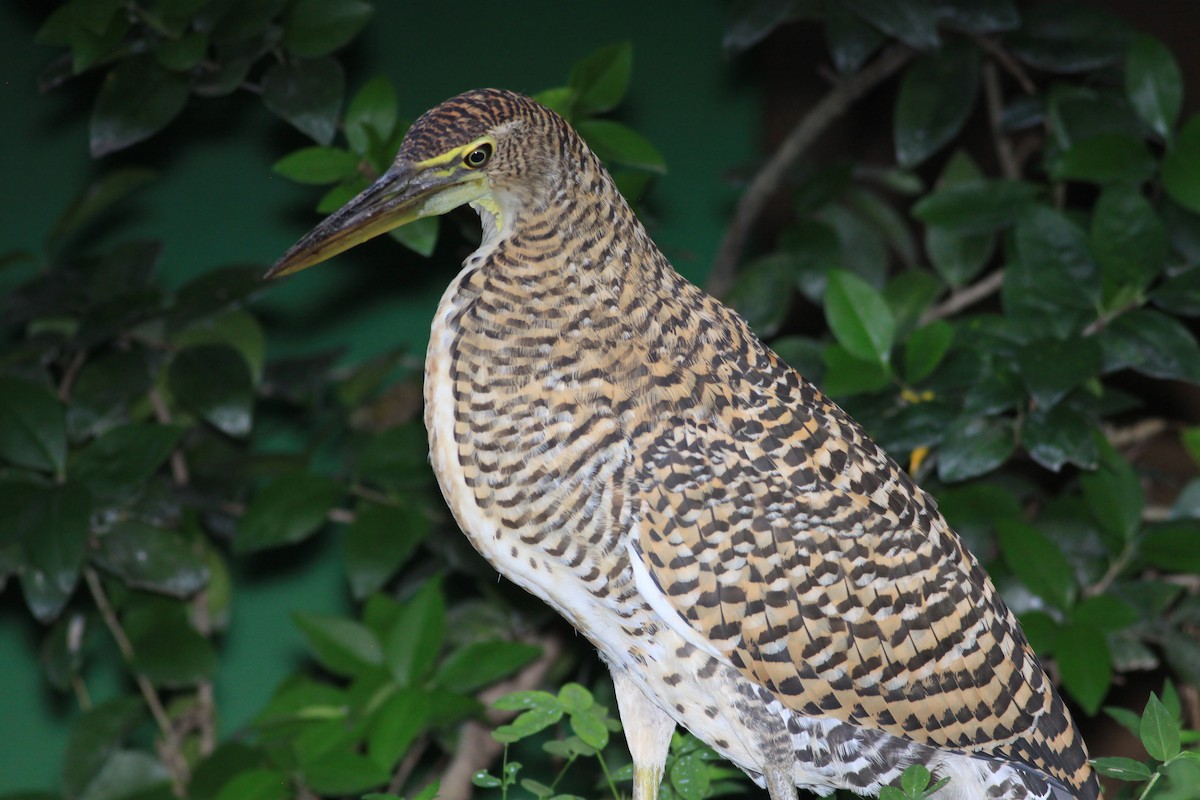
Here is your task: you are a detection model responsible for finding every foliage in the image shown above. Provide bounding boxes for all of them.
[9,2,1200,800]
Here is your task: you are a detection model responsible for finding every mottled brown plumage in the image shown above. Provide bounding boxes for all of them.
[271,89,1099,800]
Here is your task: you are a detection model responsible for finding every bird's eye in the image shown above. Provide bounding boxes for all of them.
[464,143,493,169]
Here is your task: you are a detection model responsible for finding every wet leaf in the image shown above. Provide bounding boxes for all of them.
[996,519,1076,610]
[92,522,210,597]
[938,414,1015,482]
[236,472,341,552]
[894,39,979,167]
[91,58,189,157]
[343,502,428,600]
[0,378,66,475]
[1126,34,1183,140]
[168,345,255,438]
[262,58,344,145]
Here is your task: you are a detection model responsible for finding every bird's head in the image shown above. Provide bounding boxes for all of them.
[266,88,566,278]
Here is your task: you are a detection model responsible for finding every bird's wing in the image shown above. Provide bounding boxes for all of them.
[626,338,1088,791]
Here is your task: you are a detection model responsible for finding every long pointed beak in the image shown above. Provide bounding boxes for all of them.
[266,162,480,279]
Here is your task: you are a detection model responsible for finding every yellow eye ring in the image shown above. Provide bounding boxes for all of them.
[464,143,493,169]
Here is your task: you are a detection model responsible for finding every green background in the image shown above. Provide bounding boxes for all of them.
[0,2,755,792]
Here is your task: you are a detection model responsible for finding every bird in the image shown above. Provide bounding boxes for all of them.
[267,88,1099,800]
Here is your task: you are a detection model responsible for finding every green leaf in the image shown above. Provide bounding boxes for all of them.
[91,57,189,156]
[64,697,145,799]
[1153,267,1200,317]
[282,0,373,58]
[1074,594,1139,633]
[1049,134,1155,185]
[292,612,383,678]
[384,580,445,686]
[1008,3,1132,73]
[669,751,711,800]
[367,688,427,769]
[926,227,995,288]
[575,120,666,173]
[1005,205,1098,337]
[894,39,979,167]
[345,76,397,154]
[93,522,209,598]
[168,345,255,437]
[214,770,290,800]
[388,216,440,257]
[302,749,389,796]
[125,597,217,686]
[1141,693,1180,762]
[1091,186,1167,305]
[1140,522,1200,573]
[996,519,1076,611]
[900,764,931,797]
[1163,116,1200,214]
[938,415,1015,482]
[569,707,609,750]
[174,309,266,384]
[819,345,891,397]
[882,270,942,335]
[722,0,806,55]
[17,483,91,623]
[933,0,1019,33]
[1055,622,1111,715]
[904,321,954,383]
[273,147,360,185]
[67,350,155,440]
[1016,337,1102,408]
[0,378,66,475]
[1097,309,1200,383]
[236,472,341,553]
[1091,756,1152,781]
[41,610,88,692]
[262,57,344,145]
[71,423,183,498]
[189,742,268,800]
[569,42,633,116]
[911,180,1037,234]
[842,0,939,49]
[824,1,885,74]
[1126,34,1183,140]
[49,168,157,245]
[557,683,593,714]
[343,502,428,600]
[725,253,795,338]
[75,749,171,800]
[1080,439,1144,550]
[824,270,895,366]
[156,31,208,72]
[1022,404,1099,472]
[436,641,541,694]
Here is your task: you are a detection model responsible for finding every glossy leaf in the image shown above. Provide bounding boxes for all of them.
[1163,116,1200,214]
[214,770,290,800]
[824,1,884,74]
[820,345,891,396]
[1016,336,1102,408]
[125,597,218,686]
[894,40,979,168]
[1153,267,1200,317]
[282,0,373,58]
[1091,185,1167,304]
[384,579,445,687]
[63,696,145,799]
[49,168,157,245]
[1004,205,1098,336]
[1140,522,1200,573]
[436,641,541,694]
[1022,404,1099,472]
[1055,622,1110,714]
[262,57,344,145]
[0,377,66,475]
[911,180,1037,234]
[18,483,91,623]
[93,522,209,598]
[926,227,994,288]
[1049,134,1155,185]
[273,147,360,185]
[996,519,1075,611]
[575,120,666,173]
[91,57,189,156]
[293,612,383,677]
[1080,440,1144,549]
[842,0,939,49]
[883,270,941,335]
[824,270,895,366]
[1008,3,1132,74]
[933,0,1019,33]
[569,42,633,116]
[71,423,183,498]
[903,321,953,383]
[938,415,1015,482]
[1126,34,1183,140]
[168,345,255,438]
[725,254,795,338]
[1097,309,1200,383]
[1092,757,1152,781]
[722,0,812,55]
[367,689,427,769]
[236,472,341,552]
[345,76,397,154]
[343,502,428,600]
[1141,693,1180,762]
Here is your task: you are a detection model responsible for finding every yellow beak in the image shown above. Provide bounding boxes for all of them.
[265,162,488,279]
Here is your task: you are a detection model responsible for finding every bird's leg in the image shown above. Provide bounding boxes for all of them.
[763,764,797,800]
[612,669,675,800]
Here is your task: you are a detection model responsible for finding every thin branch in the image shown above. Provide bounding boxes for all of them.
[919,269,1005,325]
[1103,418,1171,450]
[387,734,431,795]
[971,35,1036,95]
[707,44,914,297]
[982,62,1020,181]
[148,388,189,487]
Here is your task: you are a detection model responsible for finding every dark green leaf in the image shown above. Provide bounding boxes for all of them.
[91,58,189,157]
[1097,309,1200,383]
[367,689,427,769]
[1091,186,1167,306]
[933,0,1019,33]
[1074,595,1139,633]
[911,180,1037,234]
[302,749,389,796]
[670,751,711,800]
[213,770,290,800]
[273,147,360,185]
[1004,205,1098,337]
[782,219,840,302]
[125,597,217,686]
[926,227,995,288]
[74,749,171,800]
[882,270,941,336]
[282,0,373,58]
[168,345,255,437]
[1055,622,1110,714]
[824,1,885,74]
[842,0,939,49]
[72,423,183,498]
[262,58,344,145]
[938,415,1015,482]
[345,76,397,154]
[174,310,265,384]
[725,254,795,338]
[1163,115,1200,214]
[575,120,666,174]
[93,522,209,598]
[189,743,268,800]
[569,42,633,116]
[292,612,383,677]
[1047,85,1143,149]
[1092,757,1152,781]
[1008,2,1132,73]
[1049,135,1155,185]
[388,216,439,257]
[18,483,91,623]
[49,168,157,245]
[1141,693,1180,762]
[1140,522,1200,573]
[236,472,341,553]
[1153,267,1200,317]
[0,378,66,475]
[824,270,895,366]
[1126,34,1183,140]
[1080,439,1144,550]
[67,350,154,440]
[385,579,445,686]
[847,187,917,266]
[894,40,979,167]
[343,502,428,600]
[1022,404,1099,472]
[820,203,887,286]
[1016,337,1102,408]
[64,697,145,799]
[156,32,208,71]
[819,345,891,396]
[904,321,954,383]
[996,519,1076,610]
[436,641,541,694]
[41,610,88,692]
